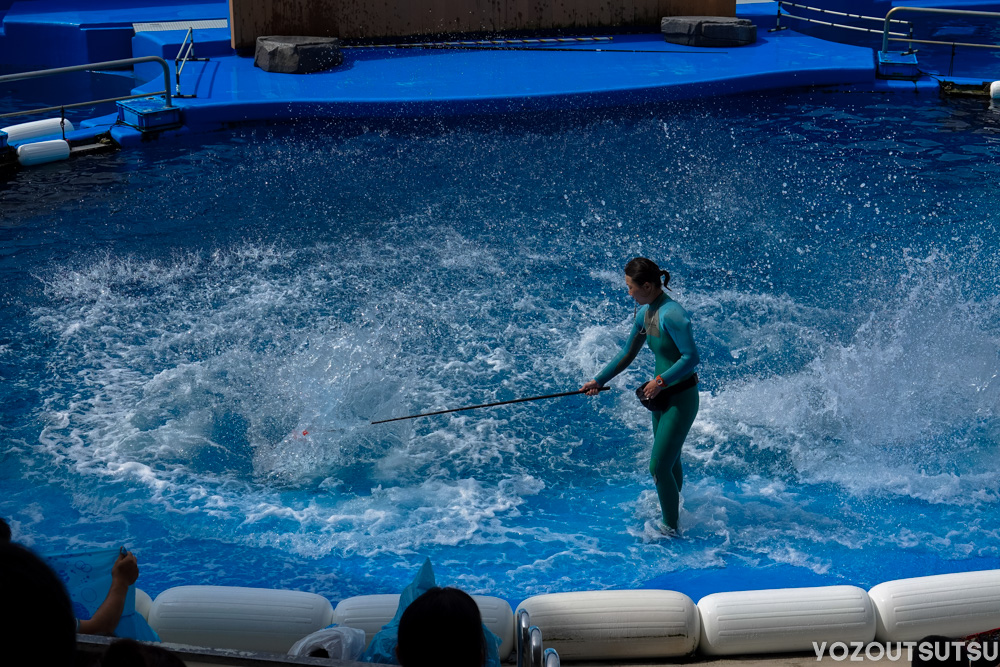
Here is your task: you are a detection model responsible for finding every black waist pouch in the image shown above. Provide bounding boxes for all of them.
[635,373,698,411]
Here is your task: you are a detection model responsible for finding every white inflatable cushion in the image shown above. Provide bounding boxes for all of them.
[2,118,74,143]
[332,593,400,643]
[869,569,1000,642]
[134,588,153,621]
[333,593,514,659]
[16,139,70,166]
[148,585,334,653]
[698,585,875,656]
[515,589,699,660]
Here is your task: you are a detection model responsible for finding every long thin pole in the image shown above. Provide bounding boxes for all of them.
[371,387,608,424]
[357,45,728,54]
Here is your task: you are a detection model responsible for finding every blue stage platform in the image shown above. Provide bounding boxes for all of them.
[130,30,876,126]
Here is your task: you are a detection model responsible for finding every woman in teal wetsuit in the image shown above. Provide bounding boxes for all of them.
[581,257,700,534]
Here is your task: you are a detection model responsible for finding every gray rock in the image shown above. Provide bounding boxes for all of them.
[254,36,343,74]
[661,16,757,47]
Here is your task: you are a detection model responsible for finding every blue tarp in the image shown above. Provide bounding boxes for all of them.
[360,558,502,666]
[44,548,160,642]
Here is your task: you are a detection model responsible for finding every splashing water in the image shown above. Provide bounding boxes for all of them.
[2,91,999,603]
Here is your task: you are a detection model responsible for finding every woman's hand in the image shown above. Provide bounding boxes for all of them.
[643,380,663,400]
[581,380,602,396]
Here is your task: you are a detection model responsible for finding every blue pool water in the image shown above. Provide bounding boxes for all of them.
[2,90,1000,607]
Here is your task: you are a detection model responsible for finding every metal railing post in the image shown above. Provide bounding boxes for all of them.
[529,626,543,667]
[517,609,531,667]
[176,28,194,96]
[175,28,209,98]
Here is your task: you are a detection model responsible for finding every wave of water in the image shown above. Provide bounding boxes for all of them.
[3,91,1000,601]
[19,242,1000,596]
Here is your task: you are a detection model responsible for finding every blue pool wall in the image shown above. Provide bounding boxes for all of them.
[0,1,228,68]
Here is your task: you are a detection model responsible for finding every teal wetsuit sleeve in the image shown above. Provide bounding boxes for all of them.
[656,302,700,385]
[594,314,646,386]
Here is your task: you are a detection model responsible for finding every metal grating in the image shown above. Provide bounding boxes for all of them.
[133,19,228,33]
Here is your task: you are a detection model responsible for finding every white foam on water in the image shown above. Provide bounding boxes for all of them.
[236,474,548,557]
[16,100,1000,597]
[24,224,600,532]
[22,217,739,596]
[669,249,1000,572]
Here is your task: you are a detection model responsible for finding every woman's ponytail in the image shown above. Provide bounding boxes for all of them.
[625,257,671,290]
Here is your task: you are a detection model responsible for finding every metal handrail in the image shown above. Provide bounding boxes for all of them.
[780,1,909,26]
[881,6,1000,54]
[774,1,913,38]
[0,56,173,121]
[778,11,912,37]
[175,28,209,98]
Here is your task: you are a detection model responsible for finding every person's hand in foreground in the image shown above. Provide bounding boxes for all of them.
[78,549,139,636]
